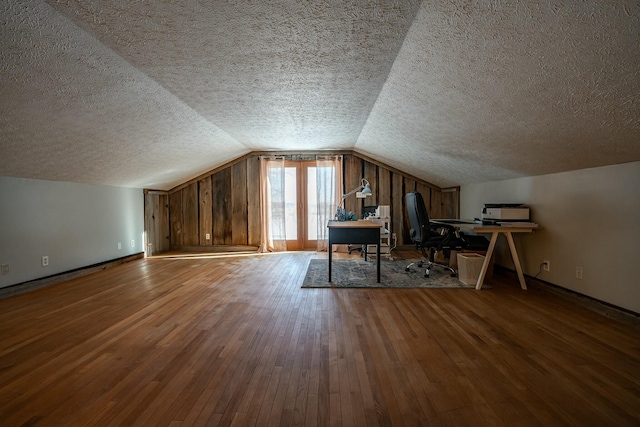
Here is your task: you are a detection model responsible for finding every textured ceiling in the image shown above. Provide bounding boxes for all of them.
[357,1,640,186]
[1,0,639,190]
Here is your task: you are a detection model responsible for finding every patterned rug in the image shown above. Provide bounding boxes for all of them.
[301,258,476,288]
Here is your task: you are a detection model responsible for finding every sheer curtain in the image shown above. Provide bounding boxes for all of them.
[259,156,287,252]
[315,155,342,251]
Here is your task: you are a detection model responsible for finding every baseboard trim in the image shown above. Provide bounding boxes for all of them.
[0,253,144,299]
[494,265,640,326]
[169,245,260,253]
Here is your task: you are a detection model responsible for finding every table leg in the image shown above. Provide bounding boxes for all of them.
[376,242,380,282]
[475,232,498,290]
[328,242,332,282]
[506,232,528,290]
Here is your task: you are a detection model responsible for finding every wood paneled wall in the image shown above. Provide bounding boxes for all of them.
[156,153,459,252]
[167,157,261,249]
[144,191,170,256]
[345,154,458,246]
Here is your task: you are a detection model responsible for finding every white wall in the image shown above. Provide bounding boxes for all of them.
[460,161,640,314]
[0,176,144,289]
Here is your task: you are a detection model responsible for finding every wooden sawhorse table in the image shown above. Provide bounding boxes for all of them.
[473,225,537,290]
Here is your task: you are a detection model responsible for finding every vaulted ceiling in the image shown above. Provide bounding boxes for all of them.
[2,1,639,190]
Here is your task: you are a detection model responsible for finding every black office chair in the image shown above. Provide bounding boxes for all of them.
[405,192,462,277]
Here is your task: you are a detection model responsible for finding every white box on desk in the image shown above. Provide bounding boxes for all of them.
[481,207,529,220]
[376,205,390,218]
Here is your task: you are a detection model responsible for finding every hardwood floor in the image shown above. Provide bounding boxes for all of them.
[1,251,639,427]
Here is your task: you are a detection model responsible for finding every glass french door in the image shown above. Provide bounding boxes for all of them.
[284,161,318,250]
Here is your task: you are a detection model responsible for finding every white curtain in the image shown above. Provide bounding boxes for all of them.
[259,156,287,252]
[315,155,343,251]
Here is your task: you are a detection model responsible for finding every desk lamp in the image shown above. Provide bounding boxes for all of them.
[336,178,372,220]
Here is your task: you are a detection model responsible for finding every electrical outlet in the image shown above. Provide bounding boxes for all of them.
[576,267,583,280]
[130,239,135,248]
[543,260,550,271]
[206,233,211,240]
[1,264,9,275]
[41,256,49,267]
[118,242,122,250]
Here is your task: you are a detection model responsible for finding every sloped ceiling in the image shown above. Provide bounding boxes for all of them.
[1,0,639,190]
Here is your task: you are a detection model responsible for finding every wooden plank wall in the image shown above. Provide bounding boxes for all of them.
[441,188,460,219]
[246,157,261,247]
[343,155,362,218]
[168,164,258,250]
[212,168,232,245]
[160,153,459,252]
[339,154,459,246]
[199,177,212,245]
[144,192,170,256]
[183,183,198,246]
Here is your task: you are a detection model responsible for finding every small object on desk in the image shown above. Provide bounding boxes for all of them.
[335,207,356,221]
[475,217,500,225]
[483,203,524,208]
[376,205,390,218]
[497,221,538,227]
[481,204,530,221]
[431,219,475,225]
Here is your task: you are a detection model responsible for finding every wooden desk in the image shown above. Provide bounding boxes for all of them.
[472,225,536,290]
[431,220,538,290]
[327,220,382,283]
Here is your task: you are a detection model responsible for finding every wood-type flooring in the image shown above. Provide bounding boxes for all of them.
[1,251,639,426]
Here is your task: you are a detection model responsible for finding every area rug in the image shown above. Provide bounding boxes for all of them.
[301,258,476,288]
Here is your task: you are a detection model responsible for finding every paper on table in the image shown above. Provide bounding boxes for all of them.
[497,221,538,227]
